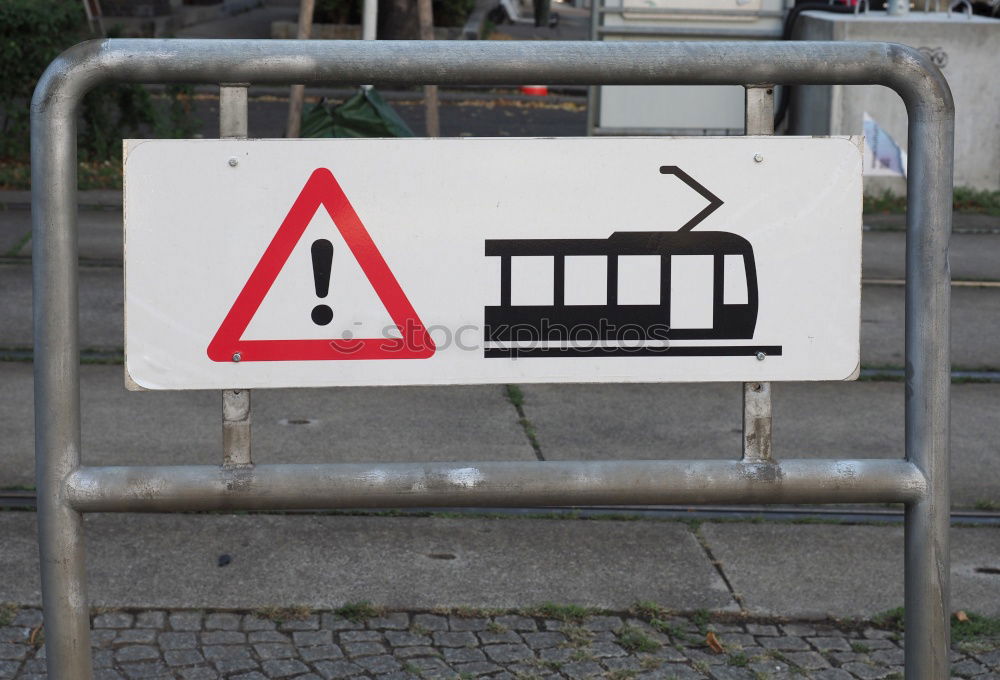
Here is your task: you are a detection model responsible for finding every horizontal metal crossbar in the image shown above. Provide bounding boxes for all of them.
[35,39,951,94]
[64,460,928,512]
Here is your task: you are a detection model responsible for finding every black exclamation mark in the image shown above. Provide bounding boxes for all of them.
[310,239,334,326]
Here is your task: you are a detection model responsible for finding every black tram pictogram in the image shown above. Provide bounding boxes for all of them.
[483,166,783,359]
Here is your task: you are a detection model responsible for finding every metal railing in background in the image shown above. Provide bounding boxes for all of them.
[31,39,953,679]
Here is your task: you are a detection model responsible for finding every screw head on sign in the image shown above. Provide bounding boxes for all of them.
[753,153,764,163]
[232,352,242,363]
[228,157,238,167]
[756,351,766,361]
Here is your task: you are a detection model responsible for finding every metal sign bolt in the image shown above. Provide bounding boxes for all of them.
[753,153,764,163]
[232,352,242,362]
[228,157,239,167]
[756,351,766,361]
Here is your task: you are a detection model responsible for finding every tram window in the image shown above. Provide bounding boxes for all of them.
[617,255,660,305]
[670,255,714,329]
[564,256,607,305]
[724,254,748,305]
[510,256,554,306]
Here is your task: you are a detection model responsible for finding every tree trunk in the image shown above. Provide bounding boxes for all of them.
[286,0,316,138]
[417,0,440,137]
[378,0,419,39]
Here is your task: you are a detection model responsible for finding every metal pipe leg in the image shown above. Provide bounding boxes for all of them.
[36,499,92,679]
[902,89,953,677]
[905,497,950,677]
[32,51,93,677]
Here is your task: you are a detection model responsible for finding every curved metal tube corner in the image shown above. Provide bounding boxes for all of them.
[32,38,952,680]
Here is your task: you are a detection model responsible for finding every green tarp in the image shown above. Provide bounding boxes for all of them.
[300,88,415,138]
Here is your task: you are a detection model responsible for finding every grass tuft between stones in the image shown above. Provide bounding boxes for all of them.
[522,602,593,623]
[0,602,18,627]
[334,601,384,622]
[953,611,1000,643]
[616,625,661,653]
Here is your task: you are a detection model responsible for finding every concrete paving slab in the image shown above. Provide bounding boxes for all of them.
[0,207,30,256]
[0,513,735,611]
[865,212,1000,233]
[519,381,1000,507]
[0,362,535,487]
[862,230,1000,281]
[0,263,124,351]
[861,283,1000,368]
[0,206,123,260]
[701,523,1000,618]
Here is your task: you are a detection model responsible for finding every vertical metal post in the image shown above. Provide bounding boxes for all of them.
[585,0,601,136]
[887,0,909,15]
[744,85,775,136]
[219,84,248,139]
[362,0,377,41]
[903,68,953,680]
[32,57,94,680]
[742,382,772,461]
[742,85,773,462]
[223,389,252,466]
[220,84,253,467]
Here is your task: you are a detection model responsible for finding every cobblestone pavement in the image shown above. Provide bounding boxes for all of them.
[2,606,998,680]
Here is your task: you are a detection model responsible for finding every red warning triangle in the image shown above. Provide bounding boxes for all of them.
[207,168,435,362]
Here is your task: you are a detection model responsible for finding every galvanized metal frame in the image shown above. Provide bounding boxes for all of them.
[32,39,953,679]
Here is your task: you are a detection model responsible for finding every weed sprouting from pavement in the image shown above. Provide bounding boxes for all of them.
[691,609,711,634]
[569,649,597,662]
[871,606,905,631]
[253,605,312,624]
[0,603,17,626]
[486,620,508,633]
[639,655,663,670]
[504,384,525,408]
[953,612,1000,643]
[524,602,592,623]
[631,601,669,619]
[649,617,690,642]
[616,625,661,653]
[560,624,594,647]
[728,652,750,667]
[334,601,383,622]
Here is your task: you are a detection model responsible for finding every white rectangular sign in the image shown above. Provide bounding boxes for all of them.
[124,137,862,390]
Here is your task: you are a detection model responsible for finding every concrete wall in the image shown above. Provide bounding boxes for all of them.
[790,11,1000,194]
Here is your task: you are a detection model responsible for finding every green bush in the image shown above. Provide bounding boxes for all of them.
[315,0,362,25]
[434,0,475,27]
[0,0,87,159]
[1,0,199,164]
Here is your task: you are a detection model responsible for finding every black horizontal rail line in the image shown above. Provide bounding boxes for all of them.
[484,345,782,359]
